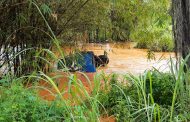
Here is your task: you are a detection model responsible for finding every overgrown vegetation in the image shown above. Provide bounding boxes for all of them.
[1,57,190,121]
[98,59,190,121]
[0,0,187,122]
[0,83,66,121]
[130,0,174,51]
[0,72,104,122]
[0,1,174,78]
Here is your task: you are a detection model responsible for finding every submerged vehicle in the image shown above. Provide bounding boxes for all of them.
[57,51,109,72]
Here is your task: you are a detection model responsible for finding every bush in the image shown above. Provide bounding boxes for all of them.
[98,74,133,122]
[0,83,66,121]
[132,28,174,52]
[145,70,175,106]
[98,70,187,121]
[159,33,174,52]
[0,75,102,122]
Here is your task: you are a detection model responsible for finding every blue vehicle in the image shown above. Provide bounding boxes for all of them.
[57,51,109,72]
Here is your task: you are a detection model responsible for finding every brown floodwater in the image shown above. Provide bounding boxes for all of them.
[71,42,175,74]
[37,42,175,122]
[37,42,175,119]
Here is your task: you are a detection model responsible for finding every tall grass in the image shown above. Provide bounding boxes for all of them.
[2,35,189,121]
[1,1,190,122]
[0,2,106,121]
[0,68,106,121]
[1,39,190,121]
[97,56,190,122]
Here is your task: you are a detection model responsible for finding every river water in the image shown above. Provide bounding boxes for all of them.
[77,42,175,74]
[38,42,176,101]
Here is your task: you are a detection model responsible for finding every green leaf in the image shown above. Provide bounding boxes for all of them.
[40,4,52,15]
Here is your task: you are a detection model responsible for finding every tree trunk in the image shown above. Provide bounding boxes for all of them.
[172,0,190,66]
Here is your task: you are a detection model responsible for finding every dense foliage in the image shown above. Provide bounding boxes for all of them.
[0,75,102,122]
[0,0,174,77]
[130,0,173,51]
[145,71,175,105]
[0,83,66,121]
[0,0,184,121]
[98,69,190,121]
[1,56,190,122]
[0,0,108,75]
[0,0,58,75]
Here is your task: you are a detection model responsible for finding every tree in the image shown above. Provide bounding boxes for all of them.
[172,0,190,66]
[0,0,55,76]
[0,0,92,76]
[131,0,173,52]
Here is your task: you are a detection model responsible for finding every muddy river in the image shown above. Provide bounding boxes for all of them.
[38,42,176,101]
[63,42,175,74]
